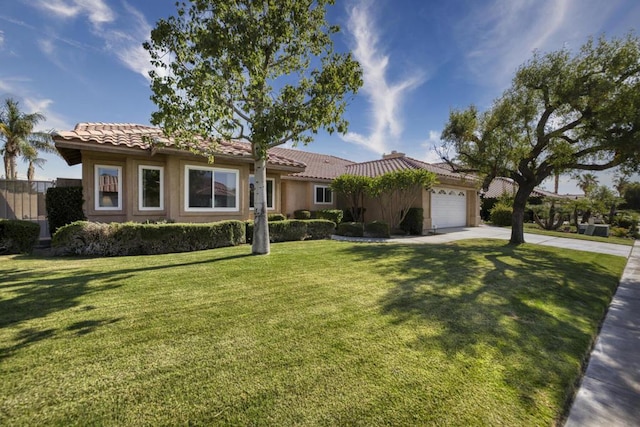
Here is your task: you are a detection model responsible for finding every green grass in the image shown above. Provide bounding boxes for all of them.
[521,222,635,246]
[0,240,626,426]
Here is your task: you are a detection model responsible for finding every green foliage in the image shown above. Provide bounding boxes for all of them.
[342,207,366,223]
[490,203,513,226]
[246,219,334,243]
[399,207,424,235]
[305,219,336,240]
[529,200,568,230]
[0,219,40,254]
[365,221,390,238]
[336,222,364,237]
[293,209,311,220]
[331,174,372,222]
[268,213,286,222]
[144,0,363,254]
[46,186,86,235]
[52,221,246,256]
[367,168,437,229]
[623,182,640,209]
[441,34,640,243]
[612,211,639,230]
[314,209,343,224]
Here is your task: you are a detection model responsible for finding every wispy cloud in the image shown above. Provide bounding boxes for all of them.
[420,130,444,163]
[33,0,115,27]
[456,0,624,88]
[341,1,425,155]
[0,30,4,49]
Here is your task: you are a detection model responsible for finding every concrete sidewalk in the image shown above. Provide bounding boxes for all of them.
[565,240,640,426]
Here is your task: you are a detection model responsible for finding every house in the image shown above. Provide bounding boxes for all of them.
[53,123,481,232]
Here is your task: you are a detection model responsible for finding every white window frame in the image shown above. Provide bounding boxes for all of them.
[249,175,275,210]
[138,165,164,211]
[94,164,122,211]
[314,185,333,205]
[184,165,240,212]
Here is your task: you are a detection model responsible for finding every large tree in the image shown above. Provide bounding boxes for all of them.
[441,34,640,244]
[144,0,362,254]
[0,98,54,180]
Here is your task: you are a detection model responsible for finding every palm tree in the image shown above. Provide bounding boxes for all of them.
[21,144,47,181]
[613,174,630,197]
[574,173,599,197]
[0,98,54,179]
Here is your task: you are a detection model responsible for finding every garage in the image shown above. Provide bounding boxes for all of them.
[430,187,467,229]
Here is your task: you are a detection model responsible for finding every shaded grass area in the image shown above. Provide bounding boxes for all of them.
[521,222,635,246]
[0,240,626,426]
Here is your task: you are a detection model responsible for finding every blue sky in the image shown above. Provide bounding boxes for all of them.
[1,0,639,194]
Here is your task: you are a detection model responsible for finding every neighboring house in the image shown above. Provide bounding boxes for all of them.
[53,123,481,232]
[483,177,560,199]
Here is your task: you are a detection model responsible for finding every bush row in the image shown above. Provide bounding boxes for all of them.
[0,219,40,254]
[46,186,86,235]
[246,219,336,243]
[52,220,246,256]
[293,209,344,224]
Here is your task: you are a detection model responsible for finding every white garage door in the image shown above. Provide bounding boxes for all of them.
[431,187,467,229]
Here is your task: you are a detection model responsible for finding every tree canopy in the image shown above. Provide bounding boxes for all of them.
[441,34,640,244]
[144,0,362,254]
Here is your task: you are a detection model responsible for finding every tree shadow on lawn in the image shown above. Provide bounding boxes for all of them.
[339,240,621,419]
[0,252,252,360]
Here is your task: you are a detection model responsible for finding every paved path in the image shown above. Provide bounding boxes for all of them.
[333,226,639,425]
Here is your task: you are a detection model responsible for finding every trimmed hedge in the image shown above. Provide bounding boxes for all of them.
[399,207,424,235]
[46,186,86,236]
[52,220,246,256]
[314,209,343,224]
[365,221,390,238]
[293,209,311,220]
[490,203,513,226]
[246,219,335,243]
[0,219,40,254]
[336,222,364,237]
[268,213,286,222]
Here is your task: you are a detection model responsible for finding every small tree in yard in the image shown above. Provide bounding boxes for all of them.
[331,174,371,222]
[530,199,569,230]
[144,0,362,255]
[367,169,437,231]
[441,34,640,244]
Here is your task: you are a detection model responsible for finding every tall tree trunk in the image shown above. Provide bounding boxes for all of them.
[27,162,35,181]
[509,185,533,244]
[554,173,559,194]
[252,155,270,255]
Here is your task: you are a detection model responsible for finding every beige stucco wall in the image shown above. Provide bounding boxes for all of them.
[281,178,338,217]
[81,151,283,224]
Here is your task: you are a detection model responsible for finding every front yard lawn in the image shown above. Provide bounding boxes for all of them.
[522,222,635,246]
[0,240,626,426]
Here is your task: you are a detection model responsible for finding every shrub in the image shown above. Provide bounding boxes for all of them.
[342,208,366,223]
[268,213,286,222]
[490,203,513,226]
[306,219,336,240]
[268,220,308,242]
[0,219,40,254]
[399,207,423,235]
[610,226,630,238]
[52,220,246,256]
[293,209,312,220]
[613,211,639,230]
[315,209,343,224]
[365,221,390,238]
[336,222,364,237]
[46,186,86,235]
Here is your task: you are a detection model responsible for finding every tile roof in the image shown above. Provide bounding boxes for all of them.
[483,177,559,198]
[53,123,306,169]
[345,155,475,181]
[268,147,354,180]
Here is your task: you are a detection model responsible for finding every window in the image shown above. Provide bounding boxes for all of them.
[185,165,239,211]
[249,175,274,210]
[95,165,122,210]
[139,165,164,210]
[314,185,332,204]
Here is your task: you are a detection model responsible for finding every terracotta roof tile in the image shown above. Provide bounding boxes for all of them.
[483,177,559,198]
[345,155,474,181]
[269,147,354,180]
[53,123,305,169]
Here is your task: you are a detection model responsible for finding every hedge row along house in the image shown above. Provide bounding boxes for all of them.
[53,123,481,233]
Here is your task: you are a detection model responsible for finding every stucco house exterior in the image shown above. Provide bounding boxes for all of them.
[53,123,481,233]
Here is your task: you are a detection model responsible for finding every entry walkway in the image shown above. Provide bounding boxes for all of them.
[333,225,639,425]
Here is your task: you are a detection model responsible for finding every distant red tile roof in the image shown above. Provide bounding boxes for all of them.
[53,123,305,169]
[345,155,474,181]
[269,147,354,180]
[483,177,559,198]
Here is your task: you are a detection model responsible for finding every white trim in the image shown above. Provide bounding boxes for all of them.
[249,175,275,210]
[314,185,333,204]
[94,164,122,211]
[184,165,240,212]
[138,165,164,211]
